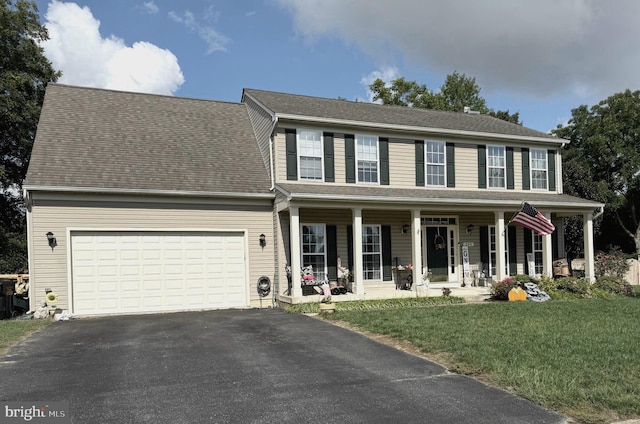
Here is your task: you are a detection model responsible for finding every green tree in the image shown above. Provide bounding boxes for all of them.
[553,90,640,254]
[369,71,521,124]
[1,0,60,272]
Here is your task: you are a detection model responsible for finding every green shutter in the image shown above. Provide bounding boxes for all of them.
[323,132,334,183]
[285,129,297,180]
[345,134,355,183]
[379,137,389,185]
[548,150,556,191]
[327,225,337,280]
[508,226,517,276]
[478,145,486,189]
[347,225,353,271]
[506,146,514,189]
[524,228,532,275]
[446,142,455,187]
[480,226,489,275]
[522,148,530,190]
[552,227,559,260]
[415,140,425,186]
[382,225,392,281]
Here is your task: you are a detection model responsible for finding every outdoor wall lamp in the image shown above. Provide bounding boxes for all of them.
[466,224,474,234]
[402,224,410,235]
[259,233,266,249]
[46,232,57,251]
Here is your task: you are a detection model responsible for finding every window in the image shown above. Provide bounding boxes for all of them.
[356,135,378,183]
[426,141,446,186]
[533,233,543,275]
[489,226,510,277]
[531,148,548,190]
[298,130,323,180]
[362,225,382,280]
[301,224,326,281]
[487,145,505,188]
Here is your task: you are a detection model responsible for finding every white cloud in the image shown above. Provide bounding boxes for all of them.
[41,1,184,95]
[359,66,400,102]
[274,0,640,100]
[169,8,229,55]
[140,1,159,14]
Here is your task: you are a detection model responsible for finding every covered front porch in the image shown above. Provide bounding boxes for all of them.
[273,184,603,305]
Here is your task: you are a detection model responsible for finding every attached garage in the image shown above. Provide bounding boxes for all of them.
[69,231,248,315]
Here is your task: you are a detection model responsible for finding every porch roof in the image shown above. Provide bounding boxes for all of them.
[275,183,603,214]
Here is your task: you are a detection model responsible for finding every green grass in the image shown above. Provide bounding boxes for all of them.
[329,298,640,424]
[283,295,464,314]
[0,318,51,353]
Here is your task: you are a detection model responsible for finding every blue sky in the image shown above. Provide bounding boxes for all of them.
[33,0,640,133]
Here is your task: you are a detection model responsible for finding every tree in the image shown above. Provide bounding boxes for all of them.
[1,0,60,272]
[369,71,521,125]
[553,90,640,254]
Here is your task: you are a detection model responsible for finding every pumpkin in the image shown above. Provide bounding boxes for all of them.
[508,287,527,302]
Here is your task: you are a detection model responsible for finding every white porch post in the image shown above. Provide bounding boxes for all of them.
[353,208,364,296]
[411,208,422,287]
[290,206,302,299]
[584,212,595,282]
[495,211,506,282]
[543,212,553,277]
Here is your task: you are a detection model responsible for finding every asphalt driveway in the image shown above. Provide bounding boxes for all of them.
[0,309,565,423]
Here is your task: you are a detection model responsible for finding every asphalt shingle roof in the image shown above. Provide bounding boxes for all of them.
[25,84,272,195]
[244,88,557,141]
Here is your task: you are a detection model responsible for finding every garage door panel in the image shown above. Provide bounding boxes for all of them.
[71,231,247,315]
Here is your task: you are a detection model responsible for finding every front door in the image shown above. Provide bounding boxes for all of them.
[425,226,449,282]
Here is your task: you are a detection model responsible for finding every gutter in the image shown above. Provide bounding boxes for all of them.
[23,185,275,200]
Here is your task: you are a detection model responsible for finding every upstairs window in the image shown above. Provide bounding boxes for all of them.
[298,130,323,181]
[531,148,548,190]
[426,141,446,186]
[356,135,379,183]
[487,145,505,188]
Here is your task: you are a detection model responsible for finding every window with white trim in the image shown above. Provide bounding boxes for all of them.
[298,130,323,181]
[489,226,510,277]
[301,224,327,281]
[530,148,548,190]
[362,225,382,280]
[533,233,543,275]
[356,135,379,183]
[426,141,446,186]
[487,145,506,188]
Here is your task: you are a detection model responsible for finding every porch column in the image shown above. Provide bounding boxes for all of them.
[583,212,595,282]
[542,212,553,277]
[495,211,506,282]
[290,206,302,299]
[411,208,422,287]
[352,208,364,296]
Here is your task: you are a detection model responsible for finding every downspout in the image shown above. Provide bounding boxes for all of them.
[269,115,278,191]
[593,205,604,220]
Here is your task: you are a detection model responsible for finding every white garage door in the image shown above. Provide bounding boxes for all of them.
[70,231,247,315]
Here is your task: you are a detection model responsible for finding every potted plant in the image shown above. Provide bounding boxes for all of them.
[319,282,335,313]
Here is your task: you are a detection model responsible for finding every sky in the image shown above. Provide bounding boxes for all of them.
[32,0,640,133]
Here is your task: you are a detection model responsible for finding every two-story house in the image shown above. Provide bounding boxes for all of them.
[23,84,603,315]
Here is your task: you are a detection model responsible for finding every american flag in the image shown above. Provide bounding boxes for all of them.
[510,202,555,236]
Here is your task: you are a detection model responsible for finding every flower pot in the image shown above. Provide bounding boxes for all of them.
[319,303,335,313]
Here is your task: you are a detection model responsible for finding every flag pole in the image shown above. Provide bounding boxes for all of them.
[507,201,526,225]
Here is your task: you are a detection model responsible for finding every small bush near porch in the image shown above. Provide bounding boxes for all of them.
[330,299,640,424]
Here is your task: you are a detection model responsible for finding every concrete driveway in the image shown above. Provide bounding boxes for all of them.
[0,309,565,423]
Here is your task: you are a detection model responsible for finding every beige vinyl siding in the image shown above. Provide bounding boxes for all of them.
[388,138,416,188]
[243,95,274,179]
[28,193,274,310]
[455,144,478,189]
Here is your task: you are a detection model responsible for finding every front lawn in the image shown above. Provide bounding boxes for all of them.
[0,319,51,355]
[330,298,640,424]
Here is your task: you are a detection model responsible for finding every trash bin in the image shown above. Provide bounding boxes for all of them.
[0,282,7,319]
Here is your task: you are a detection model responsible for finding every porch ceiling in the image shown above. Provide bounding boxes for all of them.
[275,183,603,214]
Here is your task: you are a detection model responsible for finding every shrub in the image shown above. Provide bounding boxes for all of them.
[595,247,630,278]
[512,274,533,284]
[555,277,590,296]
[594,276,634,296]
[536,276,558,293]
[490,278,520,301]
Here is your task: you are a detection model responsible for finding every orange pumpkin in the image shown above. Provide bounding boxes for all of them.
[508,287,527,302]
